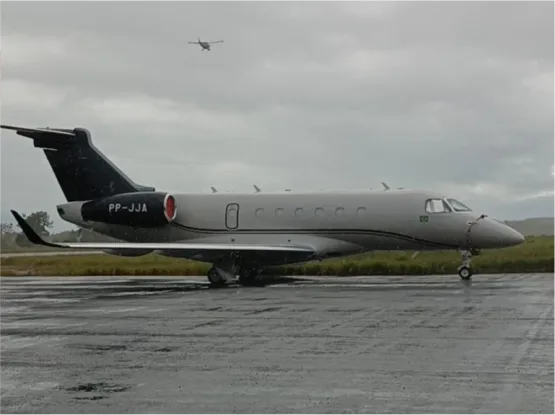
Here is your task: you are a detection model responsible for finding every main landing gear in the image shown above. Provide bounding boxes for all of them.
[206,266,262,288]
[207,267,231,287]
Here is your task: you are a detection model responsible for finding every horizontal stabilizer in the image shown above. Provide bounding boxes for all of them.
[1,124,76,150]
[11,210,315,253]
[2,123,155,201]
[1,124,75,137]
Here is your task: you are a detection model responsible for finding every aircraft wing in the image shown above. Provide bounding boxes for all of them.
[11,210,315,254]
[208,40,224,44]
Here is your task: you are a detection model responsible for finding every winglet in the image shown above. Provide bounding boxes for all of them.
[10,210,61,248]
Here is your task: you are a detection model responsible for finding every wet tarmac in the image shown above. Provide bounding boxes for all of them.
[1,273,553,414]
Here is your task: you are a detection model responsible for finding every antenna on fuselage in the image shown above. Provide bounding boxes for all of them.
[210,186,218,193]
[253,185,261,193]
[381,182,390,190]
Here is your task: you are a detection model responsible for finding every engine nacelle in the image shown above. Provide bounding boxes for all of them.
[81,192,177,228]
[103,248,153,257]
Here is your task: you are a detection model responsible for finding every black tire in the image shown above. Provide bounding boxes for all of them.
[458,266,472,280]
[237,268,263,286]
[207,268,227,287]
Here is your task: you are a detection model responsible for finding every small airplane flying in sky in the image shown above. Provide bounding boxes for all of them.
[188,37,224,51]
[2,124,525,287]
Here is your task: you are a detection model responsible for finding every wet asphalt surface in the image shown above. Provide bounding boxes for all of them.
[1,273,553,414]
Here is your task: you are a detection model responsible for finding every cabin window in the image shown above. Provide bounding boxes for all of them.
[425,198,452,213]
[255,208,264,217]
[295,208,303,217]
[335,207,345,216]
[445,198,472,212]
[275,208,284,217]
[356,207,366,216]
[315,207,325,217]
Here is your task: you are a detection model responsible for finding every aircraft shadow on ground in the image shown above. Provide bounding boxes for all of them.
[65,276,311,299]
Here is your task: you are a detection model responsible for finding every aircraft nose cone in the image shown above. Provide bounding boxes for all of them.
[504,226,525,246]
[469,217,525,249]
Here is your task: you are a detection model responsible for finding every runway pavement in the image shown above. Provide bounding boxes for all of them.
[1,273,553,413]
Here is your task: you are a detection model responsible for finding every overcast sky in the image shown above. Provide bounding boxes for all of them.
[1,1,553,230]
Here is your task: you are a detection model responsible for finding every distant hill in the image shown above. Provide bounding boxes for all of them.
[504,217,554,237]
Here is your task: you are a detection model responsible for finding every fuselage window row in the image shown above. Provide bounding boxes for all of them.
[251,206,369,218]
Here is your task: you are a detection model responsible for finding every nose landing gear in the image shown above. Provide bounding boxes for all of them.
[458,250,473,280]
[458,214,487,280]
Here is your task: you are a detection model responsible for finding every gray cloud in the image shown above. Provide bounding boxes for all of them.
[1,1,553,228]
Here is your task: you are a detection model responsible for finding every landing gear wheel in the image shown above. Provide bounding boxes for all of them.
[207,267,227,288]
[458,250,473,280]
[458,266,472,280]
[237,268,263,286]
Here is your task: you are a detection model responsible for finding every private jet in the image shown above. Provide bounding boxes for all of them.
[1,124,525,287]
[188,37,224,51]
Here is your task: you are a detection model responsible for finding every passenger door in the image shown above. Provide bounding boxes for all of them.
[225,203,239,230]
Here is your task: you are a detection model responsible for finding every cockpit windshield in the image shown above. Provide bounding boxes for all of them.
[425,198,452,213]
[445,198,472,212]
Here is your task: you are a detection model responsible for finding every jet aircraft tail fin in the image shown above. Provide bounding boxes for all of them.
[1,124,155,202]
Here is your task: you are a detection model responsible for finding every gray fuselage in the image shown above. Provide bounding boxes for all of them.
[58,189,525,267]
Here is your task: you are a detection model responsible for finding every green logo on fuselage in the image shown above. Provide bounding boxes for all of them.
[419,215,429,223]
